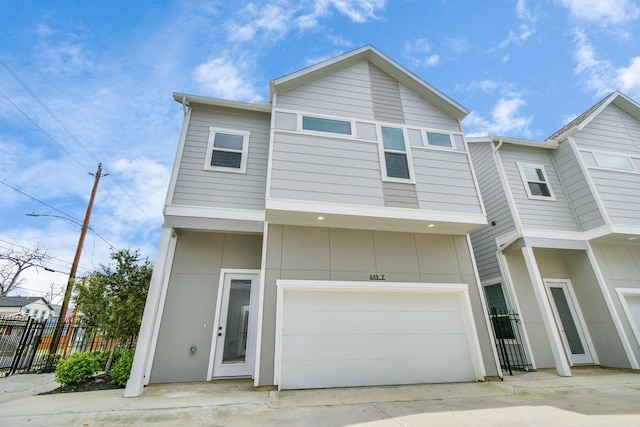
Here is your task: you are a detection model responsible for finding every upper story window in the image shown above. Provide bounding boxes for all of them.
[302,116,352,135]
[517,163,555,200]
[380,126,413,181]
[595,153,634,170]
[204,127,250,173]
[425,131,453,148]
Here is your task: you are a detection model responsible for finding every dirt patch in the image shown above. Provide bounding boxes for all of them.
[42,373,123,394]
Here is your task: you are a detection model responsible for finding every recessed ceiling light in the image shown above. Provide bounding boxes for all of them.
[428,224,435,228]
[317,216,325,220]
[629,236,637,241]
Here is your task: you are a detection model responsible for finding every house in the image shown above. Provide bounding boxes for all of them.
[0,296,54,321]
[467,91,640,377]
[125,45,502,397]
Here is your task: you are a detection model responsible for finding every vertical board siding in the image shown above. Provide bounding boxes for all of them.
[269,132,385,206]
[399,84,461,131]
[573,105,640,155]
[589,169,640,226]
[412,149,484,214]
[171,106,269,209]
[500,146,581,231]
[553,141,605,230]
[275,62,375,120]
[468,143,516,281]
[382,182,419,208]
[368,63,404,123]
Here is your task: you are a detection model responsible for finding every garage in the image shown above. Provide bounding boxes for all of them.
[275,280,486,390]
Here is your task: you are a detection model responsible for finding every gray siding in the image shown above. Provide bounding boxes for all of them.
[589,169,640,226]
[171,106,269,209]
[553,141,605,230]
[573,104,640,155]
[269,132,385,206]
[275,61,375,120]
[368,63,404,123]
[468,142,517,282]
[258,225,499,385]
[150,231,262,383]
[383,181,419,208]
[399,84,461,131]
[499,146,581,231]
[413,149,484,214]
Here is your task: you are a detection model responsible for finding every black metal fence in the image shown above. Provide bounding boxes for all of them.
[488,307,531,375]
[0,316,137,376]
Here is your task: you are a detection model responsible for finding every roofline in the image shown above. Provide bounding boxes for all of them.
[172,93,272,113]
[467,135,559,150]
[269,45,470,120]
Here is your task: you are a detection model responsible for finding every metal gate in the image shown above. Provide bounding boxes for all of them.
[488,307,531,375]
[0,317,47,375]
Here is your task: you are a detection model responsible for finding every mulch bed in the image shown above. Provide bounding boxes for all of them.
[42,373,124,394]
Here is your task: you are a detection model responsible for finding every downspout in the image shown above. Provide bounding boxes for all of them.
[492,137,504,153]
[181,96,189,116]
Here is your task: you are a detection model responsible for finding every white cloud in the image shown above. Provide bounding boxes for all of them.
[404,39,441,69]
[424,54,440,67]
[463,96,533,138]
[557,0,640,24]
[193,56,262,102]
[494,0,537,49]
[571,29,640,98]
[227,1,385,43]
[445,37,469,53]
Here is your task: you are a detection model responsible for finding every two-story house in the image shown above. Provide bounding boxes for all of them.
[467,91,640,377]
[125,46,501,397]
[0,296,54,321]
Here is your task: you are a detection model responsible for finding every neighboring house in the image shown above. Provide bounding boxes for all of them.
[126,45,502,397]
[467,91,640,377]
[0,296,54,321]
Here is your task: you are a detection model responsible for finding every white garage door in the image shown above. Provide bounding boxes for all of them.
[276,281,484,390]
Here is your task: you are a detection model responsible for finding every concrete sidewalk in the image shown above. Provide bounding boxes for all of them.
[1,367,639,426]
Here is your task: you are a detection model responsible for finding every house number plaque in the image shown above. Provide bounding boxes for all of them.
[369,274,386,280]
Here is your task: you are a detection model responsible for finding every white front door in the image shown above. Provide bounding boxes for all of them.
[212,273,259,378]
[544,279,593,365]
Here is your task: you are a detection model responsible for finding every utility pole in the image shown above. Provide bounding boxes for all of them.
[47,163,103,369]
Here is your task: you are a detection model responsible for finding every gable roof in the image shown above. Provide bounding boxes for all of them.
[547,91,640,141]
[0,296,53,310]
[270,45,470,121]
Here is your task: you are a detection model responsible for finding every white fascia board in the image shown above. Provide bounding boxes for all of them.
[172,92,272,113]
[164,107,192,208]
[265,198,487,225]
[165,204,266,222]
[521,225,640,242]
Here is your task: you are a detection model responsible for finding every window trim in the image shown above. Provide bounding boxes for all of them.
[377,125,415,183]
[581,149,640,173]
[517,162,556,200]
[204,127,251,174]
[424,130,454,148]
[299,114,354,136]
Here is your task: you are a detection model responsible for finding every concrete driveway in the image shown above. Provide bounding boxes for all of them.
[1,367,639,426]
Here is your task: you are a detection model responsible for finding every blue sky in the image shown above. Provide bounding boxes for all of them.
[1,0,640,302]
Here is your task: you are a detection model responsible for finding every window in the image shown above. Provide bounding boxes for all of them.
[595,153,633,170]
[33,309,39,318]
[517,163,555,200]
[484,283,515,340]
[380,126,412,180]
[204,128,250,173]
[302,116,352,135]
[426,131,452,148]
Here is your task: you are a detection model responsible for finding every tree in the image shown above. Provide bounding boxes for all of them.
[0,244,50,296]
[73,248,152,373]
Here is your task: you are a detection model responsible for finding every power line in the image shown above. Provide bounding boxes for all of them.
[0,58,159,227]
[0,58,100,164]
[0,89,90,173]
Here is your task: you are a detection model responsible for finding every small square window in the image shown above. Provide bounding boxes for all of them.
[204,128,250,173]
[517,163,555,200]
[426,132,452,147]
[302,116,352,135]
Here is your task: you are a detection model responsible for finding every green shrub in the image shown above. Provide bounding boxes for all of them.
[95,348,123,370]
[110,349,135,387]
[54,352,101,387]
